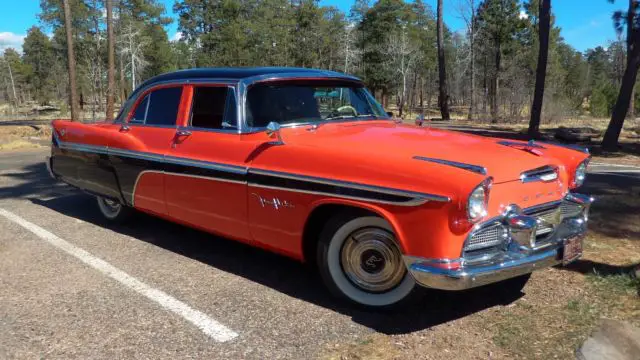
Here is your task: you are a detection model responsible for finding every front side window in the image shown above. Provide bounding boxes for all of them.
[246,82,388,128]
[190,86,237,130]
[129,86,183,126]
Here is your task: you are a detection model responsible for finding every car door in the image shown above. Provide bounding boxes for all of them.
[108,85,186,216]
[164,84,258,241]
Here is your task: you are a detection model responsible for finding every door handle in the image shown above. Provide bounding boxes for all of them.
[176,129,192,137]
[119,124,130,132]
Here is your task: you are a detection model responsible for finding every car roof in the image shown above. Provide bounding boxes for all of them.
[136,67,361,90]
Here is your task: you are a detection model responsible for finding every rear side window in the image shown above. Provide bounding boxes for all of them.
[190,87,237,130]
[131,95,148,123]
[130,87,183,126]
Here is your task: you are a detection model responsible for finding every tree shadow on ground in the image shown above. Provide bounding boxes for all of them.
[0,160,526,335]
[580,172,640,241]
[562,259,639,277]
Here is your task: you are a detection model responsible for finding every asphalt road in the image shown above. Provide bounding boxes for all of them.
[0,148,638,359]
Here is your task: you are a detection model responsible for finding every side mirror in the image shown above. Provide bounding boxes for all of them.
[266,121,284,145]
[386,111,394,118]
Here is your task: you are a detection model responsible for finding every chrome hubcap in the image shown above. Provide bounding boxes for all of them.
[101,198,121,214]
[340,228,406,293]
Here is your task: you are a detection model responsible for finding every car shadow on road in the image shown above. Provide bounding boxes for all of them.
[26,190,522,335]
[6,158,635,335]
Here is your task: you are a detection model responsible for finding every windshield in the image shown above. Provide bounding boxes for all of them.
[246,83,388,128]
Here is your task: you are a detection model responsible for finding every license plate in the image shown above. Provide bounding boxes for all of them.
[562,234,584,265]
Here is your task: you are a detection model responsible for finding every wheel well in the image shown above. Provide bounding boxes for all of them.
[302,204,378,265]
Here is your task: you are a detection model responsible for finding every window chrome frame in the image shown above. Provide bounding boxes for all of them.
[237,73,390,134]
[117,73,386,135]
[182,83,241,134]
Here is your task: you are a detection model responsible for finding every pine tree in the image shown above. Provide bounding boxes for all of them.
[603,0,640,150]
[528,0,551,138]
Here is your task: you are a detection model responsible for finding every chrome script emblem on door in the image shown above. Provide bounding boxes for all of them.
[251,193,294,210]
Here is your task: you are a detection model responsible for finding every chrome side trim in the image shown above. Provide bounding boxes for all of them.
[107,147,164,162]
[163,155,247,175]
[248,168,451,203]
[249,183,430,207]
[58,140,109,155]
[54,139,447,207]
[131,170,159,206]
[412,156,487,175]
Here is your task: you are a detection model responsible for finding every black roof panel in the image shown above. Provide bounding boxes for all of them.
[136,67,360,90]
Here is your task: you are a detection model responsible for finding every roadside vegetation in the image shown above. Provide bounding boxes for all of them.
[1,0,640,150]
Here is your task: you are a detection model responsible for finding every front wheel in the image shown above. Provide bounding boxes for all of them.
[96,196,133,223]
[317,214,417,309]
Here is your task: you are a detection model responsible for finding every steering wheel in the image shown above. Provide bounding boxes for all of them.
[335,105,358,117]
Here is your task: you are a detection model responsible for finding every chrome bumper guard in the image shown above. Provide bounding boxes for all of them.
[405,193,593,291]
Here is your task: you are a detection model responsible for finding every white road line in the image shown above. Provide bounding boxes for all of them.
[589,169,640,174]
[591,162,640,169]
[0,208,238,342]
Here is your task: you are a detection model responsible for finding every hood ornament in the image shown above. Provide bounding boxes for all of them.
[498,140,545,156]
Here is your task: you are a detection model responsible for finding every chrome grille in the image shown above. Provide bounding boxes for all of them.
[526,203,562,240]
[560,201,583,218]
[466,223,508,251]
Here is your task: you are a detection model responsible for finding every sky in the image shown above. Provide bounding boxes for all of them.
[0,0,626,54]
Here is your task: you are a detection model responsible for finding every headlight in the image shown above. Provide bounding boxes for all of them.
[468,179,491,222]
[574,160,588,187]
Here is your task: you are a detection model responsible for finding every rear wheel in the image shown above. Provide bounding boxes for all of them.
[317,214,417,309]
[96,196,132,223]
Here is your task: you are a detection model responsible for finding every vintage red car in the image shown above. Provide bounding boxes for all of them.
[48,67,593,309]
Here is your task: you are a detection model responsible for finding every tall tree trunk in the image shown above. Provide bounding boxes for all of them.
[629,85,635,118]
[528,0,551,138]
[419,75,424,113]
[603,56,640,150]
[5,59,18,106]
[436,0,451,120]
[468,0,475,120]
[106,0,115,121]
[603,0,640,150]
[491,38,501,123]
[119,53,126,103]
[483,54,487,114]
[63,0,81,122]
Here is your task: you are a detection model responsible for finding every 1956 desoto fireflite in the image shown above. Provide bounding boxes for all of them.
[48,67,593,309]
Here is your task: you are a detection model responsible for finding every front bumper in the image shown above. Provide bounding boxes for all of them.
[405,193,593,291]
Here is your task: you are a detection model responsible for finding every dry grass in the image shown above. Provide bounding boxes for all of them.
[0,126,51,152]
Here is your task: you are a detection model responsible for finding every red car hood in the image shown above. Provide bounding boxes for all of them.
[283,121,558,183]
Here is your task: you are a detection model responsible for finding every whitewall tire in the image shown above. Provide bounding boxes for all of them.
[317,214,417,308]
[96,196,132,223]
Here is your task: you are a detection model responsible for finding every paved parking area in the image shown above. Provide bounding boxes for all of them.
[0,149,638,359]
